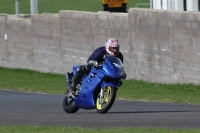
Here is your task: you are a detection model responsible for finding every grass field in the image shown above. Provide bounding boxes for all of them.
[1,67,200,104]
[1,126,200,133]
[0,0,150,14]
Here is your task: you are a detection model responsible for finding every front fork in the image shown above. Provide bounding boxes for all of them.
[99,88,106,104]
[99,81,120,102]
[100,89,104,98]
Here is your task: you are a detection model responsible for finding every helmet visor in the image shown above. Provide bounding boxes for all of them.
[109,47,119,55]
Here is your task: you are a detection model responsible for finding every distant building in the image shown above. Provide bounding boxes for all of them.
[151,0,200,11]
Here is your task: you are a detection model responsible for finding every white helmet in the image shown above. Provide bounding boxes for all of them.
[105,38,120,56]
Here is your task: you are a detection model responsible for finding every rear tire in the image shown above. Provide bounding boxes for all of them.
[96,86,116,114]
[63,89,79,113]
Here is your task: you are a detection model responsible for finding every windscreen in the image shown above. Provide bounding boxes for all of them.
[104,55,123,68]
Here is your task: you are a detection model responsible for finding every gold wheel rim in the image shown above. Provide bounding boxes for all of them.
[96,86,111,110]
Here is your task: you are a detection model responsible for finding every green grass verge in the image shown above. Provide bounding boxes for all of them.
[0,126,200,133]
[0,67,65,94]
[1,67,200,104]
[0,0,150,14]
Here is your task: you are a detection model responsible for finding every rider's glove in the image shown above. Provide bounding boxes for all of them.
[88,60,98,67]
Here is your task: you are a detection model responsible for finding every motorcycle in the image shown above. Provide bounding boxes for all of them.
[63,55,126,114]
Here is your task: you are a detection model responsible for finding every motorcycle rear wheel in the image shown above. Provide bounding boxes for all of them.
[63,89,79,113]
[96,86,116,114]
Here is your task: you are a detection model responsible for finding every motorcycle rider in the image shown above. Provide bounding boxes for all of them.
[68,38,125,96]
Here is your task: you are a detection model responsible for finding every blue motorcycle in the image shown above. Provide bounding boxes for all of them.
[63,55,126,114]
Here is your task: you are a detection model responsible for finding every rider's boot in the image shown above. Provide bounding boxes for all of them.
[68,66,87,97]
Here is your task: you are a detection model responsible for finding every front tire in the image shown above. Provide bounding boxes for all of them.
[96,86,116,114]
[63,89,79,113]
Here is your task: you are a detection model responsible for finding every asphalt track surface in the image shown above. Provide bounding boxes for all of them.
[1,89,200,129]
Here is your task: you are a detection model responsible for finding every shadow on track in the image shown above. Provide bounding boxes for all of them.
[106,110,200,114]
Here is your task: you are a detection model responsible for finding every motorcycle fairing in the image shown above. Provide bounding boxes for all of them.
[101,81,119,90]
[74,70,102,109]
[102,56,125,80]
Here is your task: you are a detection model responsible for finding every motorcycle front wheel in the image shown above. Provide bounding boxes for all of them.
[63,89,79,113]
[96,86,116,114]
